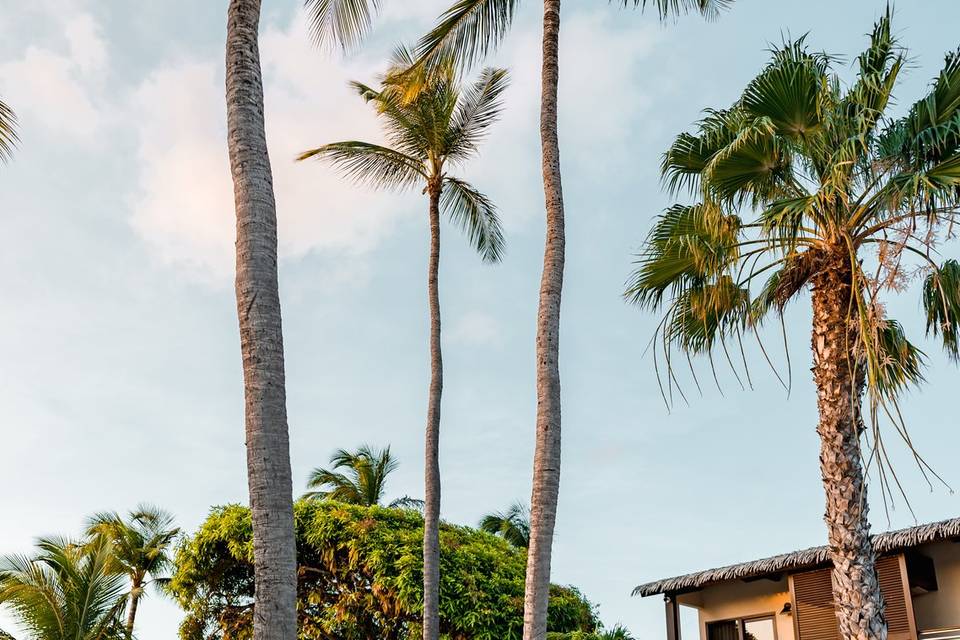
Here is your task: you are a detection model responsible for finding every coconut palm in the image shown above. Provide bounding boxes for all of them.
[85,505,178,640]
[304,444,423,509]
[626,12,960,639]
[299,52,506,640]
[225,1,389,638]
[480,502,530,548]
[0,536,127,640]
[409,2,731,639]
[0,99,16,162]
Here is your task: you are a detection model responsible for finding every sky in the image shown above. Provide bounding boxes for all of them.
[1,1,959,638]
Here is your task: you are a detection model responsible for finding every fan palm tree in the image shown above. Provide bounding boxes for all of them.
[480,502,530,547]
[408,2,731,639]
[0,536,127,640]
[85,505,179,640]
[626,12,960,639]
[0,99,17,162]
[299,53,506,640]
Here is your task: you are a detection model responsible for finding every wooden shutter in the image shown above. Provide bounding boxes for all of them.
[876,555,917,640]
[792,568,840,640]
[790,555,916,640]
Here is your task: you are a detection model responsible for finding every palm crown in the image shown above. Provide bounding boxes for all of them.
[479,501,531,548]
[304,444,422,508]
[86,505,178,590]
[0,537,128,640]
[298,47,507,262]
[627,11,960,437]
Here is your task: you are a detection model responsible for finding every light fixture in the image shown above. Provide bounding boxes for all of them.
[779,602,792,615]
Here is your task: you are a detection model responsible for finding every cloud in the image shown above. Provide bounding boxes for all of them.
[0,12,108,143]
[127,12,419,284]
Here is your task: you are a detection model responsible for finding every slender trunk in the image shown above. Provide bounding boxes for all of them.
[422,181,443,640]
[524,2,565,640]
[124,580,140,640]
[225,3,298,640]
[810,250,887,640]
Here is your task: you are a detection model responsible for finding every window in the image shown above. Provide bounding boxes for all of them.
[707,616,776,640]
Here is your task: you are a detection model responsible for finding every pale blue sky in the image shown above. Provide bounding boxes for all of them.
[1,1,959,639]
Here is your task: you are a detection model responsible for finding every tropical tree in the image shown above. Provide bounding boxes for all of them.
[0,98,17,162]
[0,536,127,640]
[480,502,530,548]
[298,52,506,640]
[625,12,960,639]
[304,444,423,508]
[170,501,601,640]
[408,2,731,638]
[86,505,179,640]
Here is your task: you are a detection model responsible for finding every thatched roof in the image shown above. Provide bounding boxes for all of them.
[633,516,960,598]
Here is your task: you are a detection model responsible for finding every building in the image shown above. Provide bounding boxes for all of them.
[635,518,960,640]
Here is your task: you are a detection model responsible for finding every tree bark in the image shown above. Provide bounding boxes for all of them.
[225,3,298,640]
[422,180,443,640]
[124,581,140,640]
[524,2,565,640]
[810,249,887,640]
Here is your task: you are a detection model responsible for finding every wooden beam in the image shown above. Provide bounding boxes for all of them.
[665,595,681,640]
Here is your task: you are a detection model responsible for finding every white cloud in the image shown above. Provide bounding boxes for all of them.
[0,12,108,143]
[127,12,419,283]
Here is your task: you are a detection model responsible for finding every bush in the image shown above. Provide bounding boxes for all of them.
[170,501,598,640]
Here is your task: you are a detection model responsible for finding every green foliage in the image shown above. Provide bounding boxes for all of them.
[548,623,636,640]
[86,504,179,588]
[0,536,128,640]
[169,501,598,640]
[626,11,960,495]
[298,49,506,263]
[479,502,530,548]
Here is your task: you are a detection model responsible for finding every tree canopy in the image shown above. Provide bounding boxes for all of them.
[169,501,598,640]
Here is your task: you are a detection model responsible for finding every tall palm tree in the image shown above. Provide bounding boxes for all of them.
[0,537,127,640]
[226,2,403,638]
[0,98,17,162]
[299,53,506,640]
[626,13,960,639]
[304,444,423,508]
[85,505,179,640]
[410,2,730,639]
[479,501,530,547]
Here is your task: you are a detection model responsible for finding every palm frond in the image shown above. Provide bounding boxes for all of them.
[923,259,960,360]
[441,176,505,262]
[304,0,382,52]
[628,0,731,21]
[479,502,530,547]
[297,141,425,190]
[446,67,509,162]
[414,0,519,73]
[0,99,18,162]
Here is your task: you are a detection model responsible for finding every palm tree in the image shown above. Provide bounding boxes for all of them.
[625,12,960,639]
[0,537,127,640]
[0,98,17,162]
[304,444,423,508]
[85,505,179,640]
[299,54,506,640]
[480,502,530,547]
[226,2,406,638]
[409,2,731,639]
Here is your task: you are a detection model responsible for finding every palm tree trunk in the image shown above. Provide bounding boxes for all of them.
[225,2,298,640]
[124,581,141,640]
[810,251,887,640]
[524,2,565,639]
[422,180,443,640]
